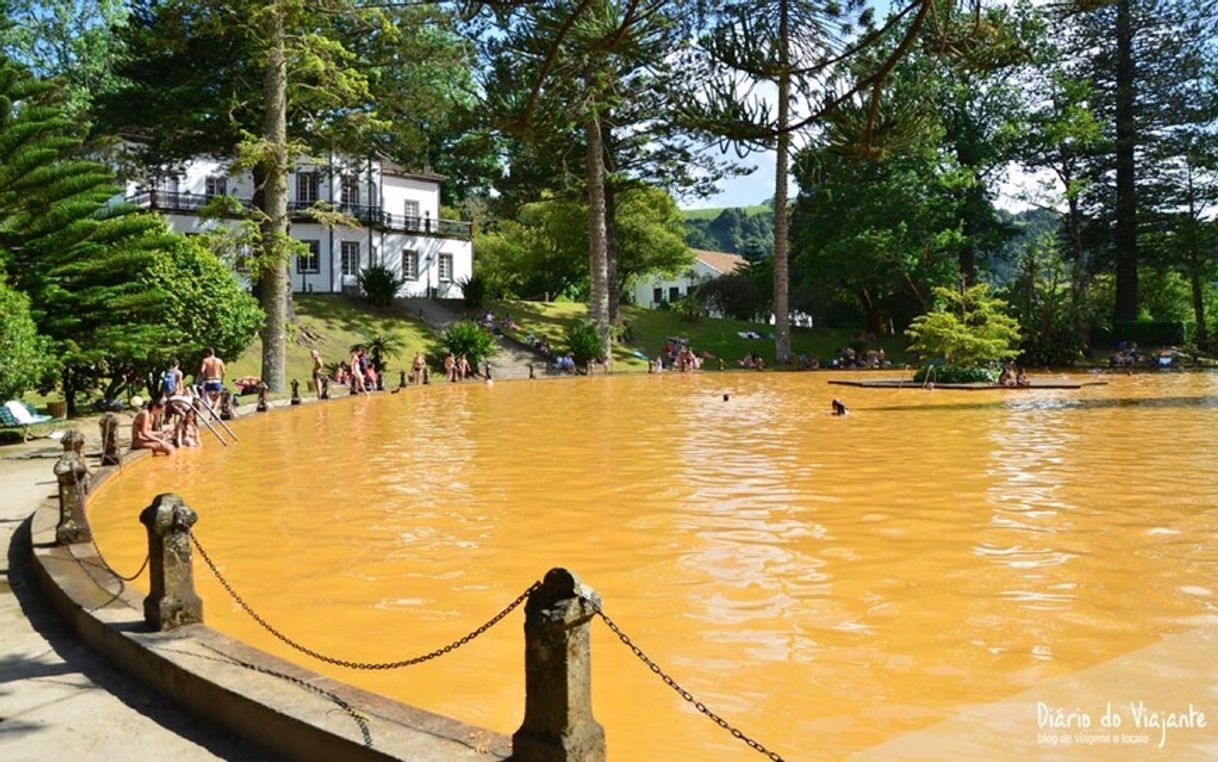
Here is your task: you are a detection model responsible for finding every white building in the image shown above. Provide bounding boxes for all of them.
[123,154,472,298]
[633,249,747,310]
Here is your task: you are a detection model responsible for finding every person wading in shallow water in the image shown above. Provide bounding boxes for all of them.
[311,349,325,400]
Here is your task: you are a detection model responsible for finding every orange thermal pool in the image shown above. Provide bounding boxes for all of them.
[89,372,1218,760]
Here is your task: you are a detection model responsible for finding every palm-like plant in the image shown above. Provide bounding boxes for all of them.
[352,332,404,373]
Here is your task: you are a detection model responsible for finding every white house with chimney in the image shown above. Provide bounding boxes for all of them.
[122,153,472,298]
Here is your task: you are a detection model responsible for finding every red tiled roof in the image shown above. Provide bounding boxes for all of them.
[693,249,747,275]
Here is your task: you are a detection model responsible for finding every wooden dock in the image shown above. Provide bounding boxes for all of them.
[827,378,1109,391]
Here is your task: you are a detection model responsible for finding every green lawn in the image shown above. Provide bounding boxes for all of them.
[228,295,437,390]
[680,204,772,221]
[493,299,913,371]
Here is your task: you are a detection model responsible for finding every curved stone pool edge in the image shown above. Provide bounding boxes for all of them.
[30,406,510,762]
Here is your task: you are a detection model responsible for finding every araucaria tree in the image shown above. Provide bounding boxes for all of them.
[694,0,953,364]
[480,0,702,359]
[0,55,260,412]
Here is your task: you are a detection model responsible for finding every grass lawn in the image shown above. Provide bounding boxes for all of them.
[681,204,772,221]
[228,295,437,390]
[492,299,913,371]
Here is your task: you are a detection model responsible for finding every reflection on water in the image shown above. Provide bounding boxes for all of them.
[88,372,1218,760]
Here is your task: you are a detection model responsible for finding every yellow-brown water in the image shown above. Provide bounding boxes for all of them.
[89,373,1218,759]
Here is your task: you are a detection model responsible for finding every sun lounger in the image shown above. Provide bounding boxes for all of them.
[1,400,53,441]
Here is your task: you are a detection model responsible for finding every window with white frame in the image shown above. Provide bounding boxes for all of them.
[297,240,321,273]
[402,249,419,280]
[403,199,420,222]
[438,253,453,283]
[296,173,320,204]
[341,175,359,205]
[341,241,360,276]
[669,286,681,301]
[204,176,227,197]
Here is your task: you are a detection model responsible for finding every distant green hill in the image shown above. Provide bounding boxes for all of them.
[681,205,774,260]
[681,204,772,221]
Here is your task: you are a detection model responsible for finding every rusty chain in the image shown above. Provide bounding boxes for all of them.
[87,536,150,582]
[189,529,539,670]
[586,598,787,762]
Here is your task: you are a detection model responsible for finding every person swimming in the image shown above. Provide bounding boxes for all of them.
[832,399,849,416]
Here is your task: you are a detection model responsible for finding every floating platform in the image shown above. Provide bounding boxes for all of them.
[828,378,1109,391]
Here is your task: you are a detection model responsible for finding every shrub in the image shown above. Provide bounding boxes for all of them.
[912,364,997,384]
[354,332,404,373]
[1094,320,1193,348]
[906,284,1021,366]
[675,295,705,323]
[565,319,605,366]
[440,321,497,368]
[459,273,488,310]
[0,280,57,400]
[358,264,404,306]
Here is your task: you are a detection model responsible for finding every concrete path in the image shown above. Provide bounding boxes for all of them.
[0,434,273,761]
[399,298,546,381]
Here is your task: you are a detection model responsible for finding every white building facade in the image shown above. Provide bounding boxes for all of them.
[632,249,747,311]
[124,155,472,298]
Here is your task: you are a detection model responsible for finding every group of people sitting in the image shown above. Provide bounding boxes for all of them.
[482,310,520,336]
[997,363,1031,387]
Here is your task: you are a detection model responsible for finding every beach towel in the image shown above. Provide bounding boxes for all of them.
[4,400,51,426]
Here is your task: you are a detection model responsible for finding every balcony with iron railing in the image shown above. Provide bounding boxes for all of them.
[126,192,472,240]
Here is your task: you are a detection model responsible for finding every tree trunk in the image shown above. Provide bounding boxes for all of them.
[259,3,289,393]
[62,369,77,418]
[1189,259,1207,350]
[772,0,792,364]
[605,181,620,323]
[1113,0,1139,321]
[585,115,611,358]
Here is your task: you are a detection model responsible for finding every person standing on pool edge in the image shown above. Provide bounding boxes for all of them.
[198,347,226,408]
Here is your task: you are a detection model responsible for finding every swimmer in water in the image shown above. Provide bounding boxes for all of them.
[832,399,848,416]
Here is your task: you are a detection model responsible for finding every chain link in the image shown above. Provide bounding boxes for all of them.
[587,598,787,762]
[87,536,150,582]
[189,529,539,670]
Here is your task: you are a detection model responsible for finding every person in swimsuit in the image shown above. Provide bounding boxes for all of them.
[198,348,226,407]
[350,348,368,394]
[410,352,429,384]
[132,399,175,455]
[311,349,325,400]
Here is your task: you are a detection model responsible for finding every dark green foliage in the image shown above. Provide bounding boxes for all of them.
[564,320,605,366]
[696,270,768,321]
[460,273,489,310]
[353,332,404,373]
[0,54,245,413]
[1095,320,1193,348]
[684,207,775,259]
[912,364,998,384]
[0,278,57,399]
[358,265,404,307]
[439,321,496,368]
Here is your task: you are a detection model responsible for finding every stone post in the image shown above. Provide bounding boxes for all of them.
[256,384,269,412]
[320,378,330,400]
[220,390,236,420]
[512,568,606,762]
[99,413,122,467]
[139,493,203,630]
[376,370,385,391]
[290,379,301,405]
[54,430,92,545]
[399,369,407,389]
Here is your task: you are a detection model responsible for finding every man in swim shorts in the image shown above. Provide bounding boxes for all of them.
[199,347,226,407]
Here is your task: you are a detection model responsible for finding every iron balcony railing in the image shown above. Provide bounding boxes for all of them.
[126,192,473,239]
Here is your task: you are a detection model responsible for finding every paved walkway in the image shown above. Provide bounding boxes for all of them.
[0,433,273,761]
[400,298,545,381]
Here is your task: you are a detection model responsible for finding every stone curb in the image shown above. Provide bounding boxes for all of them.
[29,400,511,762]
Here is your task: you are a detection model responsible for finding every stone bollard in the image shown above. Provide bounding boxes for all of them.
[220,390,236,420]
[399,369,407,389]
[528,362,535,380]
[376,370,385,391]
[54,430,92,545]
[320,378,330,400]
[139,494,203,630]
[99,413,122,467]
[290,379,301,406]
[256,384,269,412]
[512,568,606,762]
